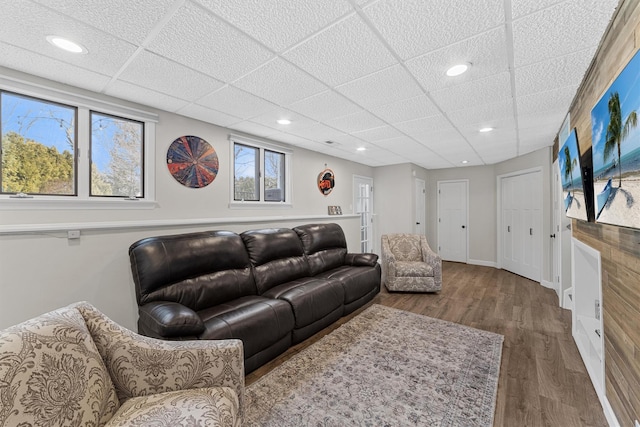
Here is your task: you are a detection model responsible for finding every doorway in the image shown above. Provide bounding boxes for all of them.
[437,180,468,263]
[415,178,426,235]
[499,169,542,282]
[353,175,374,253]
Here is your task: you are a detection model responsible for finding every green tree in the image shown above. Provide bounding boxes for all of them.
[604,91,638,187]
[563,145,578,193]
[102,121,142,197]
[1,131,73,194]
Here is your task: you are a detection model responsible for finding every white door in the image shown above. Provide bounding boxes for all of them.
[353,175,374,253]
[415,178,426,235]
[552,161,563,305]
[500,170,542,282]
[437,180,468,263]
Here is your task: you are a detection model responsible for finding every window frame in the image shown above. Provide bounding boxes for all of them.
[0,75,157,210]
[229,134,292,208]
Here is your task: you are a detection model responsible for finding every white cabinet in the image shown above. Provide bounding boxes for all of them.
[571,238,604,403]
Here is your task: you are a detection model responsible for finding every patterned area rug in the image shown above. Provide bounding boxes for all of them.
[245,304,504,426]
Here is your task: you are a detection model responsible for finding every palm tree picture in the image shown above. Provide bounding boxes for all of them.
[563,144,578,193]
[604,91,638,187]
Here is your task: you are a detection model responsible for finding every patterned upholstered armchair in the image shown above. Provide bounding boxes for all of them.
[381,234,442,292]
[0,302,244,427]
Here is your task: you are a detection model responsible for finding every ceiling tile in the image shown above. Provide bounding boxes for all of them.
[283,14,397,87]
[512,0,616,67]
[233,58,327,106]
[369,94,440,124]
[336,65,423,109]
[176,104,241,127]
[513,0,619,20]
[394,115,453,139]
[324,110,386,134]
[119,51,225,102]
[363,0,504,59]
[147,1,274,83]
[430,72,512,111]
[227,121,279,139]
[515,48,594,97]
[105,81,189,113]
[248,108,316,132]
[0,43,111,93]
[0,0,137,76]
[516,85,578,116]
[197,86,278,119]
[284,121,346,143]
[448,99,514,127]
[31,0,178,45]
[195,0,352,52]
[405,28,509,92]
[352,126,404,142]
[289,91,362,122]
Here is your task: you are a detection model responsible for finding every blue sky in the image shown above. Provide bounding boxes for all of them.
[2,93,121,171]
[558,129,582,190]
[591,50,640,173]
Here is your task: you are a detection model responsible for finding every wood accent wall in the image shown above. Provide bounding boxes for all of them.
[563,1,640,425]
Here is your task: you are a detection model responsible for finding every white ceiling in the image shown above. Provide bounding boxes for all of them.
[0,0,619,169]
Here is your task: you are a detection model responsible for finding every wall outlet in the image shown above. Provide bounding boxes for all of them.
[67,230,81,239]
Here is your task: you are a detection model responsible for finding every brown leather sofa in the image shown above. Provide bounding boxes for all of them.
[129,223,381,373]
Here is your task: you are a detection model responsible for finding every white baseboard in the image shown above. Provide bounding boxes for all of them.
[540,279,557,292]
[467,259,497,268]
[603,395,621,427]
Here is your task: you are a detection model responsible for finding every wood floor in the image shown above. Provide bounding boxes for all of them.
[246,262,607,426]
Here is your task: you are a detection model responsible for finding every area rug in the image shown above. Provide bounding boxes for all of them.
[244,304,504,426]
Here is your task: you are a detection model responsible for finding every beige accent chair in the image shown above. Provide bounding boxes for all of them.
[381,234,442,292]
[0,302,244,427]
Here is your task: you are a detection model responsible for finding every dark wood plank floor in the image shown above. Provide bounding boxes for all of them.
[246,262,607,426]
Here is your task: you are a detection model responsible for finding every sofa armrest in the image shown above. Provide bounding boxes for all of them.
[73,302,245,417]
[139,301,205,338]
[345,252,378,266]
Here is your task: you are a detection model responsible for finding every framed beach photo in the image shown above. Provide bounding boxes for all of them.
[559,129,588,221]
[591,50,640,228]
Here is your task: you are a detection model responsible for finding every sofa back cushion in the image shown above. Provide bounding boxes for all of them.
[294,223,348,275]
[241,228,310,294]
[0,305,119,427]
[129,231,257,311]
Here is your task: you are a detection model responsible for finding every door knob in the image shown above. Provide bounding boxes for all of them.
[550,234,556,238]
[461,225,466,229]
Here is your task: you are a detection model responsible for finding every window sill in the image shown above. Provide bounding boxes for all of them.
[229,201,293,209]
[0,197,158,210]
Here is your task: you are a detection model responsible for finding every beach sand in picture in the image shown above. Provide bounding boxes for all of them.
[566,189,587,221]
[595,175,640,227]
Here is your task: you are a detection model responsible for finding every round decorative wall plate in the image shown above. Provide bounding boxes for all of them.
[167,135,219,188]
[318,168,335,196]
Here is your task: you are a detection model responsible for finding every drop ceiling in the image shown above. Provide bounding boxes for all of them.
[0,0,619,169]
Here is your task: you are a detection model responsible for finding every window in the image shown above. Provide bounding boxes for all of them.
[1,91,77,196]
[0,78,157,209]
[231,135,291,206]
[90,112,144,198]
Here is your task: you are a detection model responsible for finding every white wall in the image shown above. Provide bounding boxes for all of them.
[0,77,374,330]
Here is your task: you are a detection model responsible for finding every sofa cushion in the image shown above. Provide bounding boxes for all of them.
[294,223,348,275]
[241,228,310,294]
[198,296,294,360]
[130,231,257,310]
[262,277,344,329]
[395,261,433,277]
[315,264,381,305]
[0,306,119,427]
[105,387,239,427]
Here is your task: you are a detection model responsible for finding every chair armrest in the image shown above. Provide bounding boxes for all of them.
[345,252,378,266]
[73,302,244,416]
[139,301,205,338]
[420,238,441,264]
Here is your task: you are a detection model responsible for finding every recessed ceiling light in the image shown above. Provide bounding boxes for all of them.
[479,127,494,133]
[46,35,87,54]
[446,62,471,77]
[461,160,469,164]
[276,119,291,125]
[357,147,366,151]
